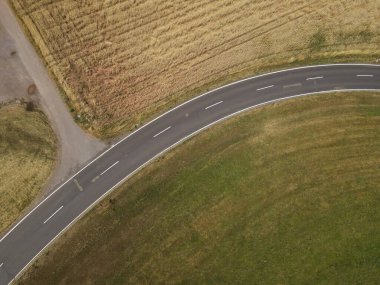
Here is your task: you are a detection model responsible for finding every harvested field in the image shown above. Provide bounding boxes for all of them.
[0,103,57,233]
[18,93,380,284]
[10,0,380,137]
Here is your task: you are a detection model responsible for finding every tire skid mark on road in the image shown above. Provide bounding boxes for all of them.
[283,83,302,88]
[73,179,83,192]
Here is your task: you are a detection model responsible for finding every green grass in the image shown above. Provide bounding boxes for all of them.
[0,103,57,233]
[19,93,380,285]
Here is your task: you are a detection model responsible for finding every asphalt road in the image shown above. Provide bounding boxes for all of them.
[0,64,379,284]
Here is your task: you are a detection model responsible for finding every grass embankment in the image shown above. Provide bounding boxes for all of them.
[10,0,380,137]
[19,93,380,284]
[0,103,56,233]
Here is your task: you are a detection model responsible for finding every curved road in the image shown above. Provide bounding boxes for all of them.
[1,64,380,284]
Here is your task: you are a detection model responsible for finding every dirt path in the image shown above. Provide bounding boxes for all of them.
[0,22,33,104]
[0,0,106,191]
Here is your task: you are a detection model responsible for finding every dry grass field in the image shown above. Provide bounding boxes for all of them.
[10,0,380,137]
[0,103,56,233]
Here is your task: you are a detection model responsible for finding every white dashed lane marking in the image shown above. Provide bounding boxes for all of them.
[205,101,223,110]
[100,161,119,176]
[306,76,324,80]
[43,206,63,224]
[356,74,374,77]
[257,85,274,91]
[153,126,171,138]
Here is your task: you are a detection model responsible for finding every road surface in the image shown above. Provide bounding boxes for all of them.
[0,64,379,284]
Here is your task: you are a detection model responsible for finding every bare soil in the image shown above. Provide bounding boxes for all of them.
[0,21,34,104]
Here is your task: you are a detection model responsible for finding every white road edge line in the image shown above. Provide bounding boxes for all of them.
[43,206,63,224]
[306,76,324,80]
[11,88,380,285]
[153,126,171,138]
[0,64,378,245]
[356,74,374,77]
[257,85,274,91]
[100,161,119,176]
[205,101,223,110]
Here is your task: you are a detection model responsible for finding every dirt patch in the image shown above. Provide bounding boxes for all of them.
[27,84,37,95]
[0,22,37,104]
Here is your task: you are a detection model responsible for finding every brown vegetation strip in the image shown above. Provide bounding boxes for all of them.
[10,0,380,137]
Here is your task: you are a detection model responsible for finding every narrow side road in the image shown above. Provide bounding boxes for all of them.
[0,0,106,188]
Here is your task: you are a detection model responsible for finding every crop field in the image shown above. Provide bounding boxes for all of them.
[0,103,56,233]
[18,92,380,284]
[10,0,380,137]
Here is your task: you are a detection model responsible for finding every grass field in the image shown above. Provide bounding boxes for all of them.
[18,92,380,285]
[10,0,380,137]
[0,103,56,233]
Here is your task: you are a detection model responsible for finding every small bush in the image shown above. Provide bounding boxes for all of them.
[309,31,326,51]
[25,101,35,112]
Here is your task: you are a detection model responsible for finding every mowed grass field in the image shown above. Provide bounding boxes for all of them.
[18,93,380,285]
[0,103,56,233]
[10,0,380,137]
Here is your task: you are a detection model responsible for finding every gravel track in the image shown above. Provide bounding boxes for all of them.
[0,0,106,191]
